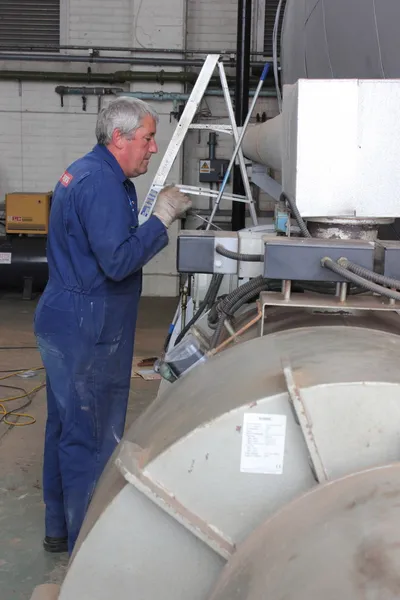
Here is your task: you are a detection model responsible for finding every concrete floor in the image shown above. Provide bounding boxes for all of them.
[0,293,176,600]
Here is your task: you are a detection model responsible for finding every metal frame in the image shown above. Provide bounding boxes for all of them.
[259,289,400,337]
[282,362,329,483]
[138,54,257,228]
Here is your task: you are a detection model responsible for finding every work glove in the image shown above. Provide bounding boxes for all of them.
[153,185,192,228]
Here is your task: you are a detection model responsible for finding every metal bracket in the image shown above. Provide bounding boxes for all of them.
[259,290,400,337]
[115,441,235,560]
[282,361,329,484]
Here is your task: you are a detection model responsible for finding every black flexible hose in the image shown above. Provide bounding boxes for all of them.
[338,258,400,290]
[229,282,270,316]
[174,274,223,346]
[215,244,264,262]
[211,277,267,348]
[211,316,228,349]
[209,275,265,327]
[207,293,228,329]
[281,191,311,238]
[211,284,268,348]
[322,257,400,302]
[207,274,224,310]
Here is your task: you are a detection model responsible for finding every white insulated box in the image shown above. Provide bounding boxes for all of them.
[281,79,400,218]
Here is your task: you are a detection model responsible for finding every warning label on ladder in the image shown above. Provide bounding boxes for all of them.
[199,160,211,174]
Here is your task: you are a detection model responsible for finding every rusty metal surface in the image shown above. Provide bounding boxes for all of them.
[260,290,400,312]
[306,217,393,241]
[209,463,400,600]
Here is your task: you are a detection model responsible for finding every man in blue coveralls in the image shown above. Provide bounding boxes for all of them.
[34,97,191,555]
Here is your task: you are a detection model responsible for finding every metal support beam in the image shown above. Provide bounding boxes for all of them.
[232,0,252,231]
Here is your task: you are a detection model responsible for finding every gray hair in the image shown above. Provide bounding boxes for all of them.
[95,96,159,145]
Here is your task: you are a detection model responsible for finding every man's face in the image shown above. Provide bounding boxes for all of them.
[118,115,158,178]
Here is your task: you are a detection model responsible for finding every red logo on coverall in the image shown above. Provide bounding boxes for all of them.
[60,171,73,187]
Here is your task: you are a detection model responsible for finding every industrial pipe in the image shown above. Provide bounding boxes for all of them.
[241,113,282,170]
[0,44,273,57]
[232,0,252,231]
[0,52,267,69]
[338,258,400,290]
[0,69,264,87]
[55,86,124,96]
[55,88,277,100]
[321,257,400,302]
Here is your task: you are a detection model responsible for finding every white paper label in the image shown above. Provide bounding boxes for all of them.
[240,413,286,475]
[0,252,11,264]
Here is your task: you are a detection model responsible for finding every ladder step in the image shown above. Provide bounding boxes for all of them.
[152,184,252,204]
[189,124,234,134]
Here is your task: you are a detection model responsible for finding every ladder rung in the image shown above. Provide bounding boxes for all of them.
[153,184,252,204]
[139,53,256,228]
[189,124,234,134]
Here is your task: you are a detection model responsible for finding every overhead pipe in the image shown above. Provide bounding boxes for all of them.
[115,89,276,99]
[0,69,264,86]
[232,0,252,231]
[56,86,125,96]
[0,52,267,69]
[0,44,273,57]
[54,87,277,114]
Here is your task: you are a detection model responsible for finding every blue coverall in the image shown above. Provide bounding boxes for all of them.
[34,144,168,554]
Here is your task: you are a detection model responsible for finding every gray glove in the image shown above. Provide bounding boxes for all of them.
[153,185,192,228]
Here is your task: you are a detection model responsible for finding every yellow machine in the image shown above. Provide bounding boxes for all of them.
[5,192,52,235]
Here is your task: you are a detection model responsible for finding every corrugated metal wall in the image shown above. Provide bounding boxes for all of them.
[0,0,60,47]
[264,0,286,56]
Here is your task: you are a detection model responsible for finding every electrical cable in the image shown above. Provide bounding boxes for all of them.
[174,274,223,347]
[281,191,311,238]
[210,276,268,348]
[273,0,285,112]
[0,367,45,427]
[0,367,44,380]
[321,257,400,302]
[228,282,270,317]
[0,383,44,427]
[338,258,400,290]
[0,369,39,373]
[215,244,264,262]
[0,346,38,350]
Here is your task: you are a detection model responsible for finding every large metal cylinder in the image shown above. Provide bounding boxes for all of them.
[281,0,400,86]
[210,463,400,599]
[243,0,400,174]
[0,236,48,293]
[57,314,400,599]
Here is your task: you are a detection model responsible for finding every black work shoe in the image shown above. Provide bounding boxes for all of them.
[43,536,68,553]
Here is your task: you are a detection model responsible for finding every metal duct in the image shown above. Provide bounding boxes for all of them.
[243,0,400,172]
[241,114,282,171]
[281,0,400,85]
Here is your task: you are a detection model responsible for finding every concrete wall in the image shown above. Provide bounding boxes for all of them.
[0,0,278,296]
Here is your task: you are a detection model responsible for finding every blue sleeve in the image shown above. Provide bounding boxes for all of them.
[78,170,168,282]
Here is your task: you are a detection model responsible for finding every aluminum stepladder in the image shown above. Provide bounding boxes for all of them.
[138,53,258,229]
